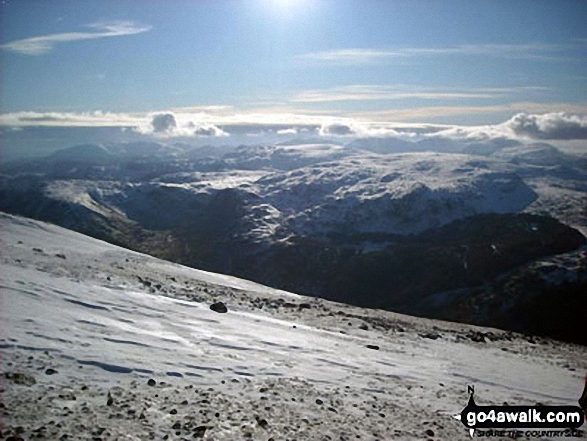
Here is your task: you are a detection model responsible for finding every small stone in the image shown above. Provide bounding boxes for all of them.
[425,429,434,437]
[45,368,58,375]
[209,302,228,313]
[366,344,380,350]
[147,379,156,387]
[193,426,207,438]
[420,332,441,340]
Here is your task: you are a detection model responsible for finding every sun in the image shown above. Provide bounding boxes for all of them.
[264,0,306,15]
[269,0,300,6]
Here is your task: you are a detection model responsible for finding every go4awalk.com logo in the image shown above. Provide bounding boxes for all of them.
[454,379,587,438]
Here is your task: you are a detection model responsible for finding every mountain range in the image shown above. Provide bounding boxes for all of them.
[1,136,586,344]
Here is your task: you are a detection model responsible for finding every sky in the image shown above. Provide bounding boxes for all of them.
[0,0,587,144]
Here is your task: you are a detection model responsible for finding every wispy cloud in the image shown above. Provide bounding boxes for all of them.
[296,49,404,65]
[350,102,587,122]
[0,21,152,55]
[290,85,544,103]
[296,43,565,65]
[0,110,144,126]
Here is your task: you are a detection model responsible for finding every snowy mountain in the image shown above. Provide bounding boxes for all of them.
[223,143,358,171]
[252,152,537,239]
[0,140,586,345]
[1,212,586,440]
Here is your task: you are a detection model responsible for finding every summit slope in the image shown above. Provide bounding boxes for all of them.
[1,212,586,440]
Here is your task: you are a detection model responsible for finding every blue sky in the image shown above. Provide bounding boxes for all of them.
[1,0,586,130]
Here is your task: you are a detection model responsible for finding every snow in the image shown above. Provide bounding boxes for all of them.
[14,143,585,248]
[1,212,586,439]
[253,152,537,238]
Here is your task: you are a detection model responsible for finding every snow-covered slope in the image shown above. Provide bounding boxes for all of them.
[252,152,537,238]
[224,143,358,171]
[1,212,585,440]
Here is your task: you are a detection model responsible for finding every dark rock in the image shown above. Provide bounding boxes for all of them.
[210,302,228,313]
[419,332,441,340]
[425,429,435,437]
[172,422,181,430]
[469,332,487,343]
[366,344,380,350]
[147,379,156,386]
[315,399,323,405]
[193,426,207,438]
[5,372,36,386]
[45,368,58,375]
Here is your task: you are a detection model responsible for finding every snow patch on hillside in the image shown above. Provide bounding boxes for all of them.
[252,153,537,239]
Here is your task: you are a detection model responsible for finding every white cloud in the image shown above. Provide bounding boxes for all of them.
[0,110,143,127]
[151,113,177,133]
[134,112,228,138]
[318,123,401,138]
[296,49,403,65]
[292,85,512,103]
[2,107,586,142]
[400,43,563,60]
[319,124,356,136]
[350,102,587,123]
[277,128,298,135]
[194,125,229,137]
[505,112,587,140]
[169,105,236,115]
[429,112,587,141]
[296,44,565,65]
[0,21,152,55]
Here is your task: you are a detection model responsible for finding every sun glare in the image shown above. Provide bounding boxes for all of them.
[263,0,306,18]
